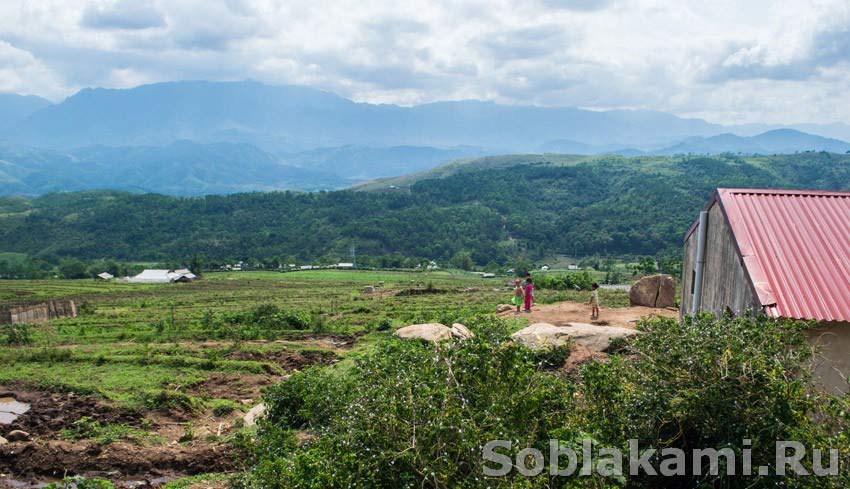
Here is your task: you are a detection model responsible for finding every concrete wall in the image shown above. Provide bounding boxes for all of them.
[681,202,757,317]
[808,323,850,394]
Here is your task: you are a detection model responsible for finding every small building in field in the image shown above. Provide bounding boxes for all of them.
[682,188,850,392]
[128,269,196,284]
[337,262,355,269]
[96,272,114,281]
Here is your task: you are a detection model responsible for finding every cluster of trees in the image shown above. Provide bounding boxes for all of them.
[0,152,848,269]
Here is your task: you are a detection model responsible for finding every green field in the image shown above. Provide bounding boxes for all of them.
[0,269,626,485]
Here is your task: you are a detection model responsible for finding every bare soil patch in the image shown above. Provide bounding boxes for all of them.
[0,440,234,483]
[0,386,141,439]
[499,300,678,329]
[224,348,337,370]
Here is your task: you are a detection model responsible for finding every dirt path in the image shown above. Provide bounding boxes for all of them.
[499,300,678,329]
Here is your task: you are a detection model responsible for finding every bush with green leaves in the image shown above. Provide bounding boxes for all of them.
[237,313,850,488]
[579,314,850,488]
[534,271,594,291]
[198,304,313,340]
[1,322,32,345]
[236,315,584,488]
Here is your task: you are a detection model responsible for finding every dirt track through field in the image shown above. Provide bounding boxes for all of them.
[499,300,679,328]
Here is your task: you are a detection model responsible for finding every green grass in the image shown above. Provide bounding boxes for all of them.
[0,269,631,482]
[1,269,621,405]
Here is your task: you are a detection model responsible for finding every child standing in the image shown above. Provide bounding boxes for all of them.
[524,277,534,312]
[588,283,600,319]
[511,279,525,313]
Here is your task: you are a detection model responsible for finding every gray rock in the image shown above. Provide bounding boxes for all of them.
[363,286,375,294]
[244,403,266,427]
[496,304,514,313]
[511,323,571,350]
[6,430,30,442]
[655,276,676,308]
[0,436,7,445]
[629,274,676,308]
[395,323,453,342]
[512,322,638,352]
[450,323,474,340]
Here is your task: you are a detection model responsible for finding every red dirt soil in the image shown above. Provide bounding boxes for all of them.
[499,300,678,329]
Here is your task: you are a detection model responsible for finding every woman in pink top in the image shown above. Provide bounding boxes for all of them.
[524,277,534,312]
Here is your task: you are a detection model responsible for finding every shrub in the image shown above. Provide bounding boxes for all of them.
[237,313,850,488]
[1,323,32,346]
[237,315,580,488]
[580,314,850,487]
[534,271,593,291]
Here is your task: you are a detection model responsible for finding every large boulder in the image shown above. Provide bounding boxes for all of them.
[450,323,474,340]
[559,323,639,352]
[655,276,677,308]
[395,323,454,342]
[512,322,638,352]
[629,274,676,308]
[511,323,571,350]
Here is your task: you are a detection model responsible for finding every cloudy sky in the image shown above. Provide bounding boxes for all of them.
[1,0,849,124]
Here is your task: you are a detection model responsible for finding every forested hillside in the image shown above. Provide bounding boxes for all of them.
[1,152,849,266]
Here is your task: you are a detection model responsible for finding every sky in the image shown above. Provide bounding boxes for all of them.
[1,0,850,125]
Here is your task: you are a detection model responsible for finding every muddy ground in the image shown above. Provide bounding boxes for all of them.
[0,342,344,488]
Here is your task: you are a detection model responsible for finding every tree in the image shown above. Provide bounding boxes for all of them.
[190,253,204,277]
[450,251,473,271]
[512,257,532,277]
[59,259,89,279]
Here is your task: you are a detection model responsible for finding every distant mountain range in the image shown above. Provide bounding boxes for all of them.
[1,80,849,197]
[2,80,726,151]
[0,141,351,196]
[0,93,52,130]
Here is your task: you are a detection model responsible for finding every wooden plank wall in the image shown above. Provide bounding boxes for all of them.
[0,300,77,325]
[681,203,757,317]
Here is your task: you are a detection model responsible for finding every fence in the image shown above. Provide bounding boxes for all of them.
[0,300,77,325]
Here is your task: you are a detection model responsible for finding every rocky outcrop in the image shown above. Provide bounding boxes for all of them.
[450,323,474,340]
[511,323,571,349]
[511,322,638,352]
[629,274,676,308]
[395,323,454,342]
[244,403,266,427]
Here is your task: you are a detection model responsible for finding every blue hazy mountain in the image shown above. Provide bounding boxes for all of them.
[281,145,493,180]
[4,80,725,152]
[0,93,52,130]
[657,129,850,155]
[0,140,353,197]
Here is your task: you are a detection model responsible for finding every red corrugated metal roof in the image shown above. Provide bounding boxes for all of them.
[714,188,850,322]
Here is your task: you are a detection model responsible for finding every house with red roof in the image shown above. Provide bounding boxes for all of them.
[682,188,850,392]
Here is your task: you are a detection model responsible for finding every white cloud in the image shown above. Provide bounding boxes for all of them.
[0,0,849,124]
[81,0,166,30]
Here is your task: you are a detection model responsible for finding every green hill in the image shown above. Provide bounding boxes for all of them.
[1,152,849,265]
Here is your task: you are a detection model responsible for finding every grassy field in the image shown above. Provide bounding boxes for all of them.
[0,269,627,486]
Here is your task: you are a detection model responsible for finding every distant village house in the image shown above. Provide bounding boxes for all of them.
[125,269,197,284]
